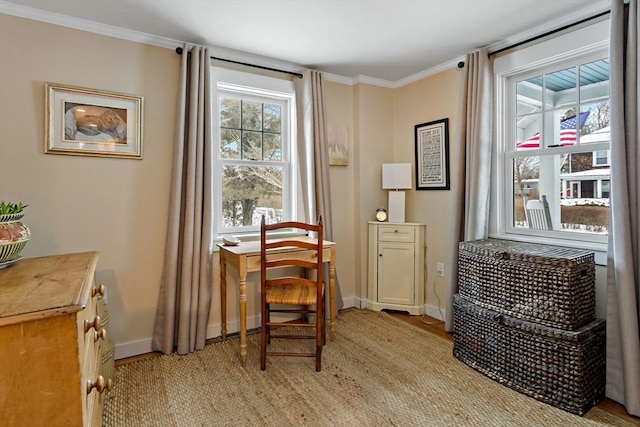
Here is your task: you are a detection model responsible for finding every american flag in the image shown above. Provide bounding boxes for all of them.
[517,111,590,149]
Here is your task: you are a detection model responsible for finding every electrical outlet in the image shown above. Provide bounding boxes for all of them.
[436,262,445,277]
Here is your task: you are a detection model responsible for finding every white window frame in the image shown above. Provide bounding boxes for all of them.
[212,67,299,240]
[491,19,610,261]
[593,149,610,166]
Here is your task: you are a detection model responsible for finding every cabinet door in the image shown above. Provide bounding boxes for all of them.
[377,242,415,305]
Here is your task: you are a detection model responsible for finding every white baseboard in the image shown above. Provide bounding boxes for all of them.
[424,304,446,321]
[115,299,364,360]
[115,315,262,360]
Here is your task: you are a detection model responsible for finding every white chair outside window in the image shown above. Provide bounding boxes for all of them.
[524,195,553,230]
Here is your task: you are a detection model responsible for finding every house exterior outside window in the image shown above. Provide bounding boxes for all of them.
[492,18,610,256]
[212,68,298,238]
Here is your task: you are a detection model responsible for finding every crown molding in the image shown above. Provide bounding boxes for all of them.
[322,72,355,86]
[486,0,610,55]
[394,57,465,87]
[0,0,179,49]
[1,0,612,89]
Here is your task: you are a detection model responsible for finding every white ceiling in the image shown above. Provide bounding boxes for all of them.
[1,0,609,84]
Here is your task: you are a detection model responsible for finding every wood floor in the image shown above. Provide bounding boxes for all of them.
[116,309,638,424]
[385,310,639,425]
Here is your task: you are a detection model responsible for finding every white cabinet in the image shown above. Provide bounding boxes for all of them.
[367,222,426,315]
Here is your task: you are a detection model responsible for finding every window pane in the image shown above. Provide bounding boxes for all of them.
[593,150,609,166]
[263,104,281,132]
[579,101,610,144]
[601,180,610,198]
[516,77,542,115]
[263,133,282,161]
[220,97,240,128]
[221,165,283,227]
[544,67,576,108]
[513,155,540,228]
[242,101,262,131]
[242,131,262,160]
[515,114,541,151]
[580,59,609,103]
[220,129,240,159]
[556,109,583,147]
[513,153,609,234]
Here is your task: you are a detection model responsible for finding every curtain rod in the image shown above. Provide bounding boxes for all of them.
[489,10,611,57]
[175,47,304,79]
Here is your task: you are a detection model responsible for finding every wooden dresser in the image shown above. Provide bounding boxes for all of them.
[0,252,112,426]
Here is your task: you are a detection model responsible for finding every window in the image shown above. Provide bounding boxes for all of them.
[212,68,297,238]
[493,19,611,250]
[593,150,610,166]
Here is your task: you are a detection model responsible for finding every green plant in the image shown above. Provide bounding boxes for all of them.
[0,201,28,214]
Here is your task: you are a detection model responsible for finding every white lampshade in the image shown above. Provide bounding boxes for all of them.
[382,163,412,223]
[382,163,412,190]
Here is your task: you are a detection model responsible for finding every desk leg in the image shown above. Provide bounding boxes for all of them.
[220,261,227,341]
[239,274,248,365]
[329,258,336,341]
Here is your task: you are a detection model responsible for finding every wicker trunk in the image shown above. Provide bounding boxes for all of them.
[453,295,606,415]
[458,239,595,330]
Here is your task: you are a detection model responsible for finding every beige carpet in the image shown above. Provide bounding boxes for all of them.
[103,309,633,426]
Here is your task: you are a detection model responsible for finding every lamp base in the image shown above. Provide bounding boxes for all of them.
[388,191,406,223]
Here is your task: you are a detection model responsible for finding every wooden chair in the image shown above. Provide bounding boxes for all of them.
[260,215,325,372]
[524,194,553,230]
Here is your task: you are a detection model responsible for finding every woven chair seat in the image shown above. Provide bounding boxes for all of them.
[260,216,326,371]
[266,282,324,306]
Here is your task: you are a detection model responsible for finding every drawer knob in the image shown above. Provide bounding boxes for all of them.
[84,316,102,333]
[394,229,398,233]
[94,328,108,342]
[86,375,113,394]
[92,284,105,298]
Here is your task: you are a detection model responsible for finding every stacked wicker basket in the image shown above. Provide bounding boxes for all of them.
[453,239,605,415]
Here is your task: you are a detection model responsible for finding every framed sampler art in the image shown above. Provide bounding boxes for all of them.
[414,118,450,190]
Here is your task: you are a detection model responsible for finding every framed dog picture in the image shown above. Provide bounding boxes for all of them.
[45,83,143,159]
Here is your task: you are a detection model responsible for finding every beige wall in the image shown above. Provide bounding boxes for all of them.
[11,13,606,360]
[352,84,395,300]
[323,81,357,302]
[0,15,372,358]
[393,69,462,317]
[0,15,178,355]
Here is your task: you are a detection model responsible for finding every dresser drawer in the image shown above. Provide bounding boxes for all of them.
[77,280,103,357]
[377,225,415,243]
[0,252,104,427]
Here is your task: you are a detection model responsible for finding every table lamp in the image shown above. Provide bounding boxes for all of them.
[382,163,412,223]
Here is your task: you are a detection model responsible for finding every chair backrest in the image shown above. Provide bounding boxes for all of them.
[260,216,324,295]
[524,195,553,230]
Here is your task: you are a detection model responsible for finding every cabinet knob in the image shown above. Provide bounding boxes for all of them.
[93,328,107,342]
[84,316,102,333]
[379,254,382,257]
[394,229,398,233]
[86,375,113,394]
[92,284,105,298]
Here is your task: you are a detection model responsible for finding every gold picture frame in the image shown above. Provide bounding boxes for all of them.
[45,83,143,159]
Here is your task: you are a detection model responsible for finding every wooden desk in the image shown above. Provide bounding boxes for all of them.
[218,237,337,365]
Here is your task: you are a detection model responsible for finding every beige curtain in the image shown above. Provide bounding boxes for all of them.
[606,0,640,416]
[152,44,213,355]
[295,69,344,316]
[445,49,493,331]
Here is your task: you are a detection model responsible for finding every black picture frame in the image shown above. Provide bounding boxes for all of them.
[414,118,450,190]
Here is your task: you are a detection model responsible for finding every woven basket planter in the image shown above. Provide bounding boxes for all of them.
[453,294,605,415]
[458,239,595,330]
